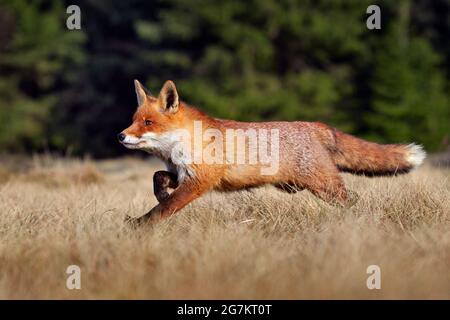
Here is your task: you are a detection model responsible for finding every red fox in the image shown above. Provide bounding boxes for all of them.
[119,80,426,225]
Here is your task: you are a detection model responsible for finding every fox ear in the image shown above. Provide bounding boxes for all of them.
[158,80,179,113]
[134,79,151,106]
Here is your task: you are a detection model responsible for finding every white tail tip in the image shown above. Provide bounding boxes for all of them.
[406,143,426,168]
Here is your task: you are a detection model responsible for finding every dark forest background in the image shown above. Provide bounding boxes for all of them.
[0,0,449,157]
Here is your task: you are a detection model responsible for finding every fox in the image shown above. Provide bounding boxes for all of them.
[119,80,426,226]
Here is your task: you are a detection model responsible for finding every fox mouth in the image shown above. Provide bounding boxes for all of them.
[121,141,144,148]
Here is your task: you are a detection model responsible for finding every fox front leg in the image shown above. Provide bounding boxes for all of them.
[153,170,178,202]
[126,179,210,227]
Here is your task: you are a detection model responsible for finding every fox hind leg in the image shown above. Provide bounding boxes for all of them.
[276,175,357,207]
[304,173,350,206]
[153,170,178,203]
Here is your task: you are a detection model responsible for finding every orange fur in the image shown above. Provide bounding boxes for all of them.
[120,80,426,225]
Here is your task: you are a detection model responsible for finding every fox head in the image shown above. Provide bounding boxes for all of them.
[118,80,184,153]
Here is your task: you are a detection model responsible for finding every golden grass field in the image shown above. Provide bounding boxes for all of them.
[0,155,449,299]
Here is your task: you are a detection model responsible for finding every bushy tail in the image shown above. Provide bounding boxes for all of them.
[326,129,426,176]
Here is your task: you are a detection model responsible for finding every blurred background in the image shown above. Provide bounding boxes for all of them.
[0,0,448,158]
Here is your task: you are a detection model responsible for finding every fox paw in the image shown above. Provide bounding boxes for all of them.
[124,215,146,228]
[124,215,158,228]
[346,190,360,208]
[155,191,170,203]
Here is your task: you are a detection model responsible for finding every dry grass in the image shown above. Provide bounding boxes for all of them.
[0,155,449,299]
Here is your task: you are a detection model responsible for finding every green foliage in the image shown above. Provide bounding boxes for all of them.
[152,0,371,128]
[0,0,85,151]
[0,0,448,155]
[366,0,449,150]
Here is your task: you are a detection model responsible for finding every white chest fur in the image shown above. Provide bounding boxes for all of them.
[141,131,194,183]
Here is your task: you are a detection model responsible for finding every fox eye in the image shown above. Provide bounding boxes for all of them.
[144,119,153,126]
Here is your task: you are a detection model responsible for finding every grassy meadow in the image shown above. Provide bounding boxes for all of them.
[0,155,449,299]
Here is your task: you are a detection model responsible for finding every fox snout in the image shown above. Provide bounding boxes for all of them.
[118,131,145,150]
[118,132,136,145]
[117,133,126,142]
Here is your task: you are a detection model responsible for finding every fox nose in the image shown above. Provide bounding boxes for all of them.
[118,133,126,142]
